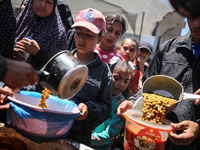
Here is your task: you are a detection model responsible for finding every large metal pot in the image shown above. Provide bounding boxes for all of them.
[169,0,200,17]
[133,75,200,113]
[38,50,88,99]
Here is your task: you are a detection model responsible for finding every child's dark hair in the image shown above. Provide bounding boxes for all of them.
[105,13,128,34]
[98,30,104,37]
[109,59,133,76]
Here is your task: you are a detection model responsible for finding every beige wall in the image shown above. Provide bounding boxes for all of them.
[103,0,183,35]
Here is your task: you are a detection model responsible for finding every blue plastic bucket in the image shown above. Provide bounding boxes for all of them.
[7,91,80,143]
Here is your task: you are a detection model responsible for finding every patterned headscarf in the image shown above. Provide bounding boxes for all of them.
[0,0,16,59]
[15,0,68,70]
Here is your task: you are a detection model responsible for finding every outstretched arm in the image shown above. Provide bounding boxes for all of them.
[117,100,133,122]
[3,58,39,89]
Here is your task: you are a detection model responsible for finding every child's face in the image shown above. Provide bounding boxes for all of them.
[112,66,132,96]
[101,22,123,47]
[33,0,54,18]
[120,39,137,62]
[138,48,151,61]
[75,27,99,54]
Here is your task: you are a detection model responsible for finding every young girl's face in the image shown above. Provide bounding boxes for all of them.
[101,21,123,47]
[33,0,54,18]
[112,66,132,96]
[120,39,137,62]
[75,27,99,54]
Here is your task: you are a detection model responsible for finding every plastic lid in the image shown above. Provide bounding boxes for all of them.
[124,109,173,132]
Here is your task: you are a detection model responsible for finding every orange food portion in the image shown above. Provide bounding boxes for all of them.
[38,88,51,108]
[142,93,177,124]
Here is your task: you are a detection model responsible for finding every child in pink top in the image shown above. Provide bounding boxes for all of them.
[94,13,127,64]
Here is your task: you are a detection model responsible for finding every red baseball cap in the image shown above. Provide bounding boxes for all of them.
[72,8,106,34]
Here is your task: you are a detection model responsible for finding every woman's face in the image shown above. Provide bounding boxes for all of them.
[33,0,54,18]
[112,66,131,96]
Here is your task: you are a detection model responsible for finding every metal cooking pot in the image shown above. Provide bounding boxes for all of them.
[133,75,200,113]
[169,0,200,17]
[38,50,88,99]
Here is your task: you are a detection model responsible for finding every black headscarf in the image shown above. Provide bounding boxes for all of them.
[57,0,74,32]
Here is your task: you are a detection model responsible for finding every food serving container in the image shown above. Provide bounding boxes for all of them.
[124,109,172,150]
[133,75,200,113]
[7,91,80,143]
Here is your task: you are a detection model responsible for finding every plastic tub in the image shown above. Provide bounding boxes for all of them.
[6,91,80,143]
[124,109,173,150]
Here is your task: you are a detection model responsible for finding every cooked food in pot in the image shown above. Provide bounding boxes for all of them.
[142,93,177,124]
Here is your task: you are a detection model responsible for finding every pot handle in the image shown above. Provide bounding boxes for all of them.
[183,93,200,102]
[37,71,50,82]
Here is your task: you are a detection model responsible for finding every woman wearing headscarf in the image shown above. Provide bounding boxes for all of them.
[14,0,68,70]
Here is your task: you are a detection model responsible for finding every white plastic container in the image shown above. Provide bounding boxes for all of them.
[124,109,173,150]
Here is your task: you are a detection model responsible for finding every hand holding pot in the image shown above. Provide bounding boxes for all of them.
[3,59,39,89]
[194,89,200,105]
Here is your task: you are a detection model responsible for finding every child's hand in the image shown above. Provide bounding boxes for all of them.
[117,100,133,122]
[76,103,88,121]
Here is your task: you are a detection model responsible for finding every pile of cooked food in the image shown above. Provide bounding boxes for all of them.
[141,93,177,124]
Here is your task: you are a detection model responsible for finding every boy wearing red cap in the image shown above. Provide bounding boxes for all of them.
[67,8,112,146]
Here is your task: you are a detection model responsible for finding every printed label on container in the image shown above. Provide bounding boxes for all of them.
[125,127,166,150]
